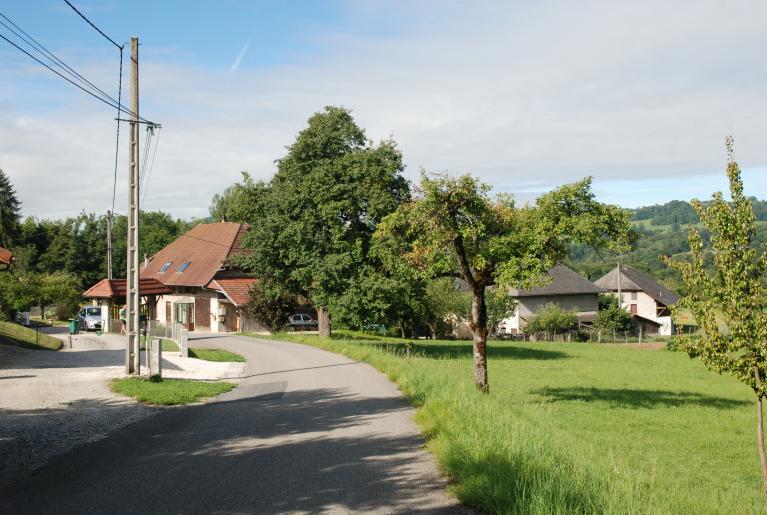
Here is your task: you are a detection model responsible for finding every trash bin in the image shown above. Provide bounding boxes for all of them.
[68,319,79,335]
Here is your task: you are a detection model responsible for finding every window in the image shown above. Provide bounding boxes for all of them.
[85,307,100,316]
[159,261,172,272]
[178,261,191,272]
[630,291,637,300]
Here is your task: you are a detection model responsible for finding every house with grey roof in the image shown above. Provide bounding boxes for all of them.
[594,265,679,335]
[498,265,607,335]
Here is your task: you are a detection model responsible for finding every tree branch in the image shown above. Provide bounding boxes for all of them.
[453,234,477,289]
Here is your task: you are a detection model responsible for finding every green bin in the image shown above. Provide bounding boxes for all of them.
[68,319,79,335]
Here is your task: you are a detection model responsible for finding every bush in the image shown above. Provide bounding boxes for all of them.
[244,281,298,332]
[53,300,81,321]
[526,304,578,337]
[594,305,636,333]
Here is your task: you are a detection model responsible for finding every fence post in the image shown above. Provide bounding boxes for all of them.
[180,326,188,358]
[598,330,602,344]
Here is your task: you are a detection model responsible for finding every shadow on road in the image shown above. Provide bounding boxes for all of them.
[1,387,462,514]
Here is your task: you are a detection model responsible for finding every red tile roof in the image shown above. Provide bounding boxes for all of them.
[83,278,172,298]
[142,222,249,287]
[0,246,13,266]
[207,277,258,307]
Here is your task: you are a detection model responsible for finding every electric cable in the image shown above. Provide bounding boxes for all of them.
[63,0,123,50]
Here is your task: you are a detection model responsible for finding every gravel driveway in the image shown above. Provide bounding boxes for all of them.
[0,328,244,488]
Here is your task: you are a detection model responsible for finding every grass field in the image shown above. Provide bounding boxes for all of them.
[111,377,235,405]
[140,338,180,352]
[188,348,246,362]
[261,330,761,514]
[0,321,62,350]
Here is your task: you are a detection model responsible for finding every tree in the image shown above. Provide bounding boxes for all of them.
[424,278,470,339]
[376,173,633,392]
[0,169,21,248]
[593,294,636,335]
[209,172,269,224]
[525,303,578,338]
[245,280,298,332]
[39,271,81,320]
[663,138,767,510]
[240,106,409,337]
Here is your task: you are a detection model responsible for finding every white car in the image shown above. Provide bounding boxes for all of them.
[77,306,102,331]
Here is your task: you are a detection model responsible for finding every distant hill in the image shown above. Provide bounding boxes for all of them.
[630,198,767,226]
[567,198,767,293]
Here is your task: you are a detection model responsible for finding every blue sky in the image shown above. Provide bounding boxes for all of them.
[0,1,765,219]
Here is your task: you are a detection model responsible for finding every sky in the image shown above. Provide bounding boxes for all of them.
[0,1,765,220]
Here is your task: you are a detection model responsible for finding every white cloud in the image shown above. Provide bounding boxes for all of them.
[1,0,766,220]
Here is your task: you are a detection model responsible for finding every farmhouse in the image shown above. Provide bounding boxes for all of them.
[498,265,606,335]
[594,265,679,335]
[142,221,264,333]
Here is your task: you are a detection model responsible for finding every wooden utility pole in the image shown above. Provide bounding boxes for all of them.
[616,257,622,310]
[106,210,112,280]
[125,36,140,374]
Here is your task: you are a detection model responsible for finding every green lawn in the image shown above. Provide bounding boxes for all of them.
[140,338,180,352]
[260,330,762,514]
[0,321,62,350]
[188,348,246,362]
[110,377,235,405]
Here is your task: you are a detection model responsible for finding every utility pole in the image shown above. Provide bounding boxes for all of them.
[126,36,140,375]
[616,256,622,310]
[106,210,113,280]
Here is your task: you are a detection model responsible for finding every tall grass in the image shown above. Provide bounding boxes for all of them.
[262,331,761,514]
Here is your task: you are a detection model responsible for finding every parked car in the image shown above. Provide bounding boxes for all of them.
[287,313,318,331]
[77,306,102,331]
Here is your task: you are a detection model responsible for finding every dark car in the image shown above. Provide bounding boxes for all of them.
[287,314,318,331]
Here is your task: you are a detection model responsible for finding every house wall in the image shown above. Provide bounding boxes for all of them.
[154,290,219,332]
[499,293,599,334]
[615,291,673,335]
[153,290,263,333]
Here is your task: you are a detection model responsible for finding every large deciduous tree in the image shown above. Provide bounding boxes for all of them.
[209,172,269,224]
[376,173,633,392]
[664,138,767,510]
[0,169,21,248]
[240,106,409,336]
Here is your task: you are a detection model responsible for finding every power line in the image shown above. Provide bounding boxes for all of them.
[142,127,161,206]
[0,13,135,120]
[0,12,155,124]
[181,233,233,248]
[0,32,138,119]
[63,0,122,50]
[111,48,123,216]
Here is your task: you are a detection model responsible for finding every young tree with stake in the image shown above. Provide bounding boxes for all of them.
[664,137,767,510]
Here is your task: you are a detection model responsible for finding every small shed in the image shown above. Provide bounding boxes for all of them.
[83,278,171,333]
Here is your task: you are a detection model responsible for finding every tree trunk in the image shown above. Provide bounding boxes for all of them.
[470,288,489,393]
[429,322,437,340]
[755,367,767,511]
[398,320,406,339]
[317,306,331,338]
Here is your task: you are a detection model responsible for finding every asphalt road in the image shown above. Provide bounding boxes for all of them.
[1,334,462,514]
